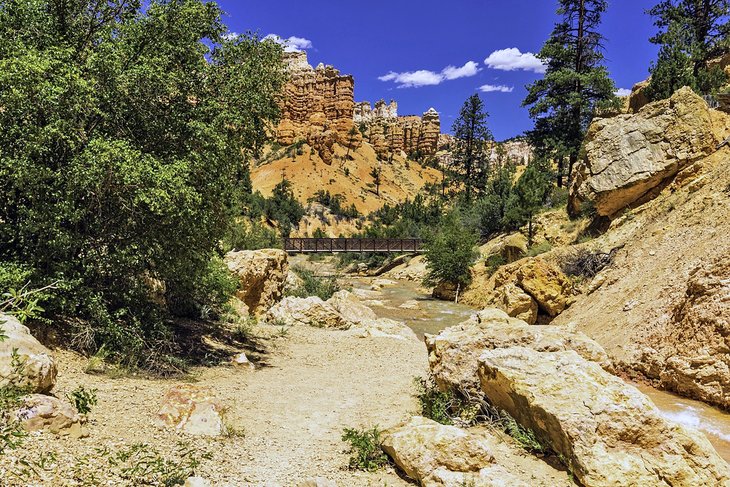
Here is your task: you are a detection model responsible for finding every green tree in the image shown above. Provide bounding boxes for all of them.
[523,0,617,188]
[505,161,553,246]
[449,94,492,201]
[0,0,286,368]
[423,211,479,302]
[370,166,382,196]
[646,0,730,100]
[265,179,305,238]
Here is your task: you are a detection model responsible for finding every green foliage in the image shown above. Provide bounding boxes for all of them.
[309,190,361,219]
[504,161,553,245]
[646,0,730,101]
[265,179,305,237]
[369,166,382,196]
[523,0,617,187]
[66,386,98,415]
[414,376,481,427]
[485,254,507,276]
[286,267,341,301]
[527,241,553,257]
[0,1,286,370]
[0,349,31,456]
[449,94,493,201]
[341,427,389,472]
[499,411,548,454]
[224,219,281,251]
[423,210,479,290]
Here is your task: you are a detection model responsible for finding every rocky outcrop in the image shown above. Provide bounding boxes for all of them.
[426,309,612,396]
[380,416,494,485]
[637,256,730,409]
[569,87,718,217]
[155,385,227,437]
[500,233,527,263]
[626,79,651,113]
[478,347,730,487]
[265,296,349,329]
[224,249,288,315]
[466,258,574,324]
[358,102,441,158]
[16,394,88,438]
[277,51,359,165]
[0,313,57,393]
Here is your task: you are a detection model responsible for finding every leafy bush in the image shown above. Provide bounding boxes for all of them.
[414,376,481,427]
[484,254,507,276]
[265,179,305,237]
[224,220,280,251]
[0,2,286,370]
[498,411,548,454]
[341,427,389,472]
[527,241,553,257]
[0,334,31,456]
[286,267,341,301]
[66,386,98,415]
[309,190,361,219]
[423,210,479,293]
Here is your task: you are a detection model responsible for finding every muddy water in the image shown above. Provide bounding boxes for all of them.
[634,384,730,462]
[347,278,476,337]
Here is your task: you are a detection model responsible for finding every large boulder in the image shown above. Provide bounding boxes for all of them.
[224,249,288,315]
[489,283,537,324]
[155,385,227,437]
[0,313,57,393]
[265,296,349,329]
[380,416,493,484]
[514,258,574,317]
[570,87,718,217]
[326,290,378,324]
[16,394,88,438]
[478,347,730,487]
[347,317,419,341]
[426,309,612,396]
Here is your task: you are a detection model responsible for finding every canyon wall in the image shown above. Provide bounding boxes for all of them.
[276,52,440,162]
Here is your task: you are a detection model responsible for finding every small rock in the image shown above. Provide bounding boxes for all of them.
[231,352,254,370]
[155,385,227,437]
[16,394,88,438]
[399,299,420,310]
[184,477,211,487]
[0,313,57,393]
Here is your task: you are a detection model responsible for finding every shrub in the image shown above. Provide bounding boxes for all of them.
[414,376,481,427]
[0,336,31,456]
[341,427,389,472]
[498,411,548,454]
[484,254,507,276]
[66,386,98,415]
[527,241,553,257]
[423,210,479,295]
[561,247,617,279]
[224,220,280,251]
[287,267,341,301]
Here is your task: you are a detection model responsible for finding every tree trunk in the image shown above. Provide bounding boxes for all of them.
[568,151,578,187]
[454,282,461,304]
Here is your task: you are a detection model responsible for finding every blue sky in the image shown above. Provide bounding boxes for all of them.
[218,0,659,140]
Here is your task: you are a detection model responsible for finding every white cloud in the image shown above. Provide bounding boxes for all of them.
[479,84,514,93]
[615,88,632,97]
[263,34,313,53]
[222,32,239,41]
[379,61,480,88]
[484,48,546,73]
[442,61,481,80]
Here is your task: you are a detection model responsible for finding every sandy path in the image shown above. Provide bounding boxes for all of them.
[1,321,427,486]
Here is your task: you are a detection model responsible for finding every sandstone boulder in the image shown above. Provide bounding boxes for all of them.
[265,296,349,329]
[626,79,650,113]
[225,249,288,315]
[155,385,227,436]
[500,233,527,263]
[489,283,537,325]
[347,318,418,341]
[570,87,718,217]
[16,394,88,438]
[380,416,494,484]
[514,259,574,317]
[478,347,730,487]
[326,290,378,324]
[0,313,57,393]
[426,309,612,396]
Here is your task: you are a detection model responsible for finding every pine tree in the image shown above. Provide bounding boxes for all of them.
[449,94,492,202]
[523,0,617,188]
[505,160,553,246]
[646,0,730,100]
[369,166,382,196]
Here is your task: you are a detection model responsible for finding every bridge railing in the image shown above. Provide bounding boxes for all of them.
[283,237,424,253]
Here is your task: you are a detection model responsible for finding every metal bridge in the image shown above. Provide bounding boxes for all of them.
[284,237,424,253]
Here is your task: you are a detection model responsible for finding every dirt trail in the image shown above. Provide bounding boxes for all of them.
[1,320,426,486]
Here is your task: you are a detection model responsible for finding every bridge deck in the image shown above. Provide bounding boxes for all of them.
[284,237,423,253]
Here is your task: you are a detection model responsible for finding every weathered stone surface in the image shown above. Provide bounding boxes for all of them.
[474,258,573,320]
[381,416,494,484]
[276,51,359,164]
[155,385,227,437]
[265,296,349,329]
[224,249,288,315]
[636,256,730,409]
[0,313,57,393]
[478,347,730,487]
[425,465,529,487]
[356,100,441,157]
[347,317,418,341]
[514,258,574,317]
[500,233,527,263]
[326,290,378,324]
[16,394,88,438]
[570,87,718,217]
[626,79,650,113]
[426,309,612,396]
